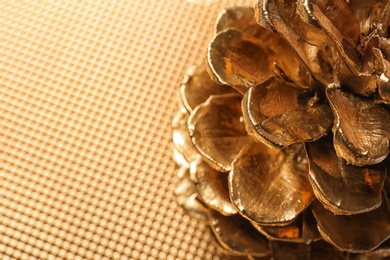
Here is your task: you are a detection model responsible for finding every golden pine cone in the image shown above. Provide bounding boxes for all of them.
[172,1,390,259]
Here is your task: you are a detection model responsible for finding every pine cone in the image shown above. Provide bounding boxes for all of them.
[173,2,390,259]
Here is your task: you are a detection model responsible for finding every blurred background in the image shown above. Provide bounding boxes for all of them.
[0,0,252,259]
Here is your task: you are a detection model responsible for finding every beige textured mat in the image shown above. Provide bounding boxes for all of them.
[0,0,252,259]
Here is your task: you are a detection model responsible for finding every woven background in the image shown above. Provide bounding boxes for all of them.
[0,0,253,259]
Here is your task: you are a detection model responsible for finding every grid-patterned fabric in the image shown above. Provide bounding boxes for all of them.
[0,0,253,259]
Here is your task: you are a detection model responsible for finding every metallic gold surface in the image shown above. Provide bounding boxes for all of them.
[175,167,210,223]
[210,4,308,90]
[252,216,303,243]
[208,211,270,257]
[229,142,314,226]
[242,77,333,149]
[207,28,273,94]
[188,93,252,172]
[269,240,347,260]
[306,135,386,215]
[190,159,237,216]
[180,64,236,112]
[252,210,320,244]
[174,1,390,257]
[0,0,253,259]
[327,87,390,166]
[215,7,260,36]
[172,107,200,165]
[312,197,390,253]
